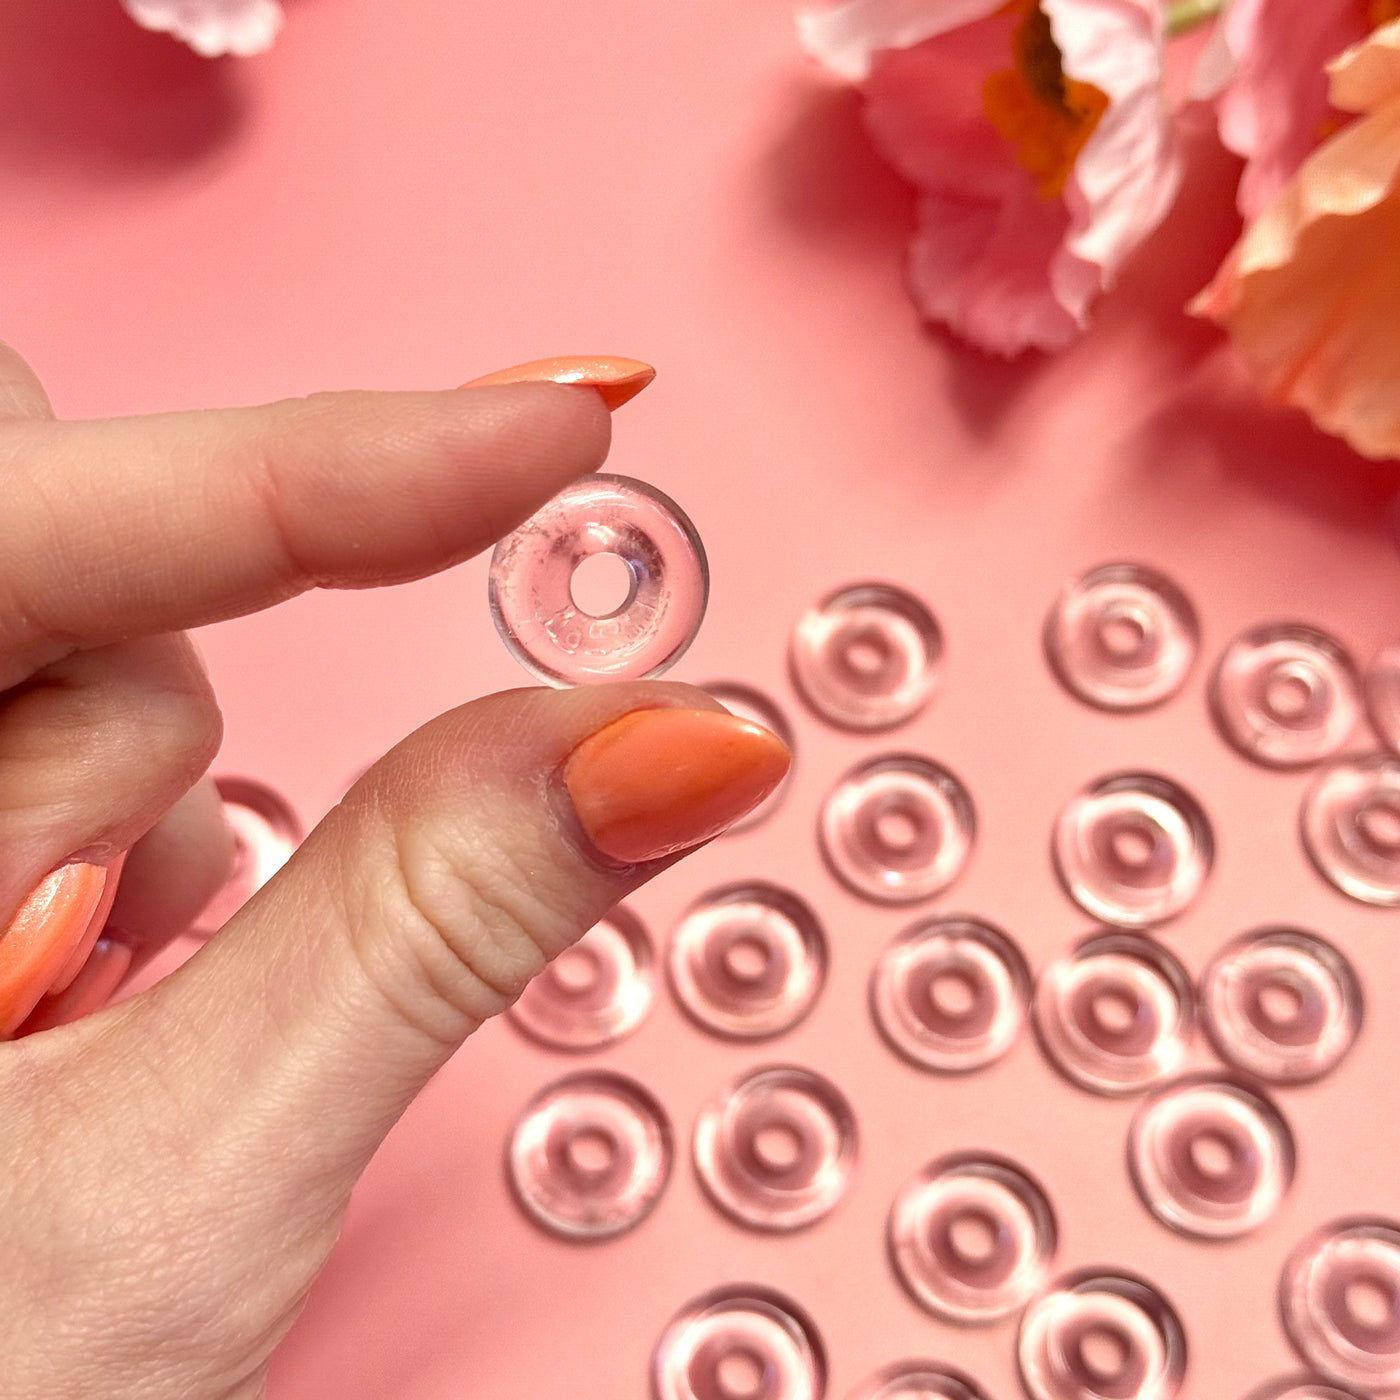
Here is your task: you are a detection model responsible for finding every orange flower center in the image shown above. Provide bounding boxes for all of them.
[982,0,1110,199]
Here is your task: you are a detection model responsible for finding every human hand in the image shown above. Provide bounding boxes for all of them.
[0,345,789,1400]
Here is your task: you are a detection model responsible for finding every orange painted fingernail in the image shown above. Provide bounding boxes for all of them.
[48,849,126,994]
[0,861,114,1037]
[562,708,791,864]
[462,356,656,410]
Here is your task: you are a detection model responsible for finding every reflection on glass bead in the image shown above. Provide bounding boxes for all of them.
[871,917,1030,1073]
[1034,932,1193,1096]
[488,473,707,685]
[1018,1270,1187,1400]
[1301,755,1400,906]
[1366,642,1400,754]
[888,1153,1057,1323]
[1244,1380,1368,1400]
[1044,562,1198,712]
[507,1071,671,1240]
[701,683,796,831]
[653,1285,827,1400]
[1129,1077,1294,1239]
[820,755,975,905]
[1053,772,1213,927]
[192,777,304,937]
[693,1065,857,1232]
[847,1361,991,1400]
[790,582,943,731]
[1211,624,1362,768]
[508,904,654,1051]
[668,883,827,1040]
[1202,928,1362,1084]
[1281,1218,1400,1393]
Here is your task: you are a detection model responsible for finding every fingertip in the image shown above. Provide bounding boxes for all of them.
[441,378,614,472]
[0,339,55,420]
[0,858,118,1037]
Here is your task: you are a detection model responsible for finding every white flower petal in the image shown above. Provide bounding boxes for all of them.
[1046,0,1181,295]
[122,0,284,58]
[797,0,1003,80]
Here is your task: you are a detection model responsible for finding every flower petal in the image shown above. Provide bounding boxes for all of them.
[799,0,1179,356]
[1195,0,1368,219]
[797,0,1004,80]
[862,7,1097,350]
[1191,75,1400,460]
[909,187,1084,352]
[1329,16,1400,113]
[862,10,1026,200]
[122,0,284,57]
[1049,0,1182,278]
[1188,0,1262,102]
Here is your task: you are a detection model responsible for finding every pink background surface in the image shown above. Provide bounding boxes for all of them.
[4,2,1399,1396]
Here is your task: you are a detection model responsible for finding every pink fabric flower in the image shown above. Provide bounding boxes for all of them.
[797,0,1182,356]
[1191,0,1389,218]
[1190,19,1400,461]
[122,0,284,57]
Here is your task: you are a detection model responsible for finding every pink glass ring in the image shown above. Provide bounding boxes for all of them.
[1052,772,1213,928]
[488,473,708,685]
[693,1064,858,1232]
[1210,623,1362,769]
[1044,562,1199,712]
[653,1285,827,1400]
[1301,755,1400,907]
[848,1362,992,1400]
[1201,927,1362,1085]
[1033,932,1194,1097]
[1281,1217,1400,1392]
[1018,1269,1187,1400]
[508,904,655,1052]
[507,1071,672,1240]
[888,1153,1057,1323]
[668,883,827,1041]
[820,755,976,905]
[1129,1076,1294,1240]
[192,776,305,937]
[871,916,1030,1073]
[1366,641,1400,754]
[790,581,943,731]
[1244,1382,1368,1400]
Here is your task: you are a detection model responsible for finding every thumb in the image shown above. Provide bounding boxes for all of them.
[151,682,786,1169]
[22,681,786,1395]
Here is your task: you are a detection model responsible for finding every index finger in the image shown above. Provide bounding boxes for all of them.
[0,380,615,686]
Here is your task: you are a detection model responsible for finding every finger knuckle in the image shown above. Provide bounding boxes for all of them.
[355,817,578,1043]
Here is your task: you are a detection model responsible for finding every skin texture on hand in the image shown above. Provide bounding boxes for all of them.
[0,344,789,1400]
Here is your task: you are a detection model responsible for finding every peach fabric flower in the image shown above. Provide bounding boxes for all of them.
[1190,19,1400,461]
[798,0,1182,355]
[122,0,283,57]
[1191,0,1394,218]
